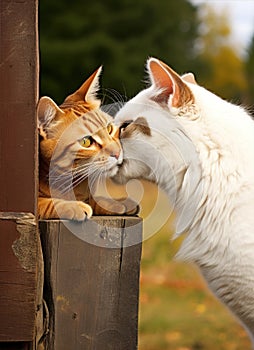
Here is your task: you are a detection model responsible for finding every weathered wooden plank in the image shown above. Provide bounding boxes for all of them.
[40,216,142,350]
[0,0,41,347]
[0,214,38,342]
[0,0,39,212]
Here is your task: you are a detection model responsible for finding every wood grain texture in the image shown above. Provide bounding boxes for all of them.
[0,214,38,342]
[0,0,39,212]
[40,216,142,350]
[0,0,40,346]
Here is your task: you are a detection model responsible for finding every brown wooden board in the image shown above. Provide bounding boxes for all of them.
[0,0,39,212]
[0,0,41,347]
[0,214,38,342]
[40,216,143,350]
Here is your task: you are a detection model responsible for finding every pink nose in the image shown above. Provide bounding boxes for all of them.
[105,143,120,159]
[111,150,120,159]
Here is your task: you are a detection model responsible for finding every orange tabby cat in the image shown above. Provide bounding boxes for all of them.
[38,68,137,220]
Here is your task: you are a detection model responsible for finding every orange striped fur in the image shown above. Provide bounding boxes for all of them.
[38,68,137,220]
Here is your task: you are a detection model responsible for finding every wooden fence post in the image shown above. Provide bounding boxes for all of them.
[40,216,142,350]
[0,0,42,349]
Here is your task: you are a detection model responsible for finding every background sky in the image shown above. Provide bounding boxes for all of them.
[191,0,254,56]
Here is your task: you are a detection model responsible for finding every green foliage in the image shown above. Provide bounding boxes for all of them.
[39,0,200,102]
[40,1,253,107]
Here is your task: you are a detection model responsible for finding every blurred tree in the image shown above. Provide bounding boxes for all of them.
[196,4,247,103]
[39,0,200,103]
[245,34,254,111]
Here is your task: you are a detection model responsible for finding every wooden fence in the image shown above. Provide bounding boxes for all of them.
[0,1,143,349]
[40,218,142,350]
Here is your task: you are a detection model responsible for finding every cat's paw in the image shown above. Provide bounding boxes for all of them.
[55,200,93,221]
[91,196,139,216]
[121,198,140,215]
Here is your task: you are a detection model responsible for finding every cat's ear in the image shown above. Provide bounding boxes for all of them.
[64,66,102,107]
[182,72,197,85]
[147,58,194,108]
[37,96,65,136]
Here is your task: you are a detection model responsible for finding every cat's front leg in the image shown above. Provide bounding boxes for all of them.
[89,196,139,216]
[38,197,93,221]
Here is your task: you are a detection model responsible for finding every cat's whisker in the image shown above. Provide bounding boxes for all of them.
[101,88,126,107]
[101,88,127,116]
[49,172,73,189]
[48,164,81,193]
[72,162,105,181]
[50,177,74,195]
[94,170,108,195]
[57,161,106,196]
[89,169,103,192]
[57,172,90,195]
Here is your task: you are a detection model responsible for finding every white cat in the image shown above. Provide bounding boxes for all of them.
[112,57,254,344]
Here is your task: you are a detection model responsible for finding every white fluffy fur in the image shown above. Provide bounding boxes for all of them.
[113,58,254,344]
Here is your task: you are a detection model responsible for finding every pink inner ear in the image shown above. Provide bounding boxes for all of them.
[149,61,175,105]
[150,60,174,93]
[149,59,194,108]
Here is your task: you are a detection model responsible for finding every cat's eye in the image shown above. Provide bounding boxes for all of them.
[79,136,92,148]
[120,120,133,131]
[107,123,113,134]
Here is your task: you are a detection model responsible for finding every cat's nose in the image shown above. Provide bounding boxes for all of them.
[110,150,120,159]
[105,143,121,159]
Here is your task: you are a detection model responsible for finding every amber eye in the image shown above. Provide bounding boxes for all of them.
[107,123,113,134]
[79,136,92,148]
